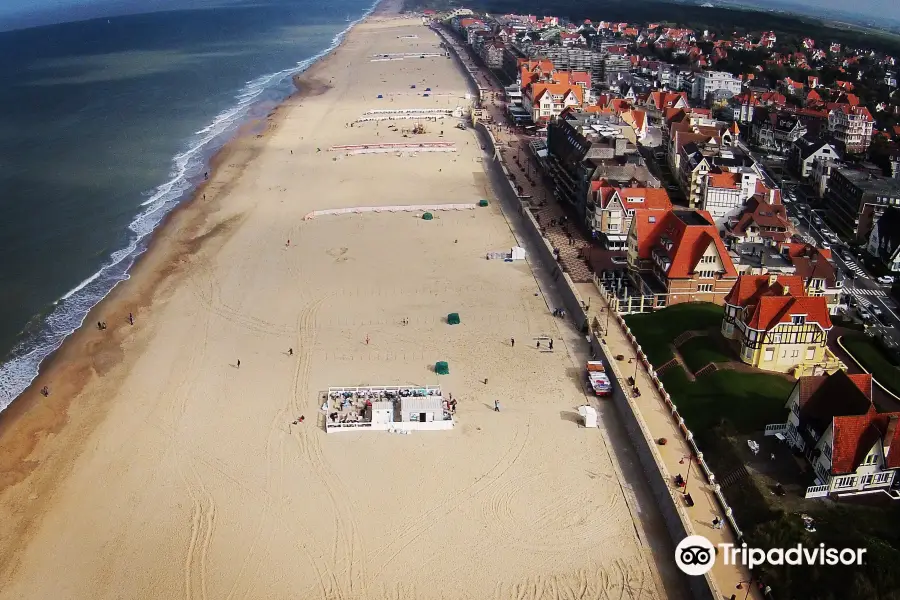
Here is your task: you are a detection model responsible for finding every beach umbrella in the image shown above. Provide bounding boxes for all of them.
[422,212,433,220]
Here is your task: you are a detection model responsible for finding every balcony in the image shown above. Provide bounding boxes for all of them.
[805,485,829,499]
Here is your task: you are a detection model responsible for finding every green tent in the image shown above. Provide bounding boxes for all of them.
[435,361,450,375]
[447,312,460,325]
[422,212,434,220]
[478,199,489,207]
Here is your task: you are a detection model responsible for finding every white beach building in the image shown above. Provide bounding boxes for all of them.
[325,385,454,433]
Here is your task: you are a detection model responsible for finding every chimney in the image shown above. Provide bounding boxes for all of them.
[885,415,899,458]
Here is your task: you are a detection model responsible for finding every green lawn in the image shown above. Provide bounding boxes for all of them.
[678,336,732,373]
[661,369,794,435]
[623,302,724,366]
[842,335,900,397]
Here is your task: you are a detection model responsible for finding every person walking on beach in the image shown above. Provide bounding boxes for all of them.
[510,337,515,348]
[289,348,293,356]
[549,339,554,351]
[128,313,133,326]
[237,359,241,368]
[365,334,370,345]
[494,399,500,412]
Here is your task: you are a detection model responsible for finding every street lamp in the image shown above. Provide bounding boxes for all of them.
[678,453,694,495]
[736,578,760,600]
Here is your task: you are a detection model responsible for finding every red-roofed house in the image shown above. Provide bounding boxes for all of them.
[701,168,763,225]
[588,186,673,249]
[721,273,843,374]
[646,90,690,112]
[765,371,900,499]
[622,209,738,310]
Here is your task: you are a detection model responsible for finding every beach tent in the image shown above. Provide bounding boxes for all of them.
[377,94,383,98]
[510,246,526,260]
[447,312,460,325]
[422,212,433,220]
[478,199,489,207]
[578,405,598,428]
[435,361,450,375]
[425,87,432,91]
[411,84,417,89]
[423,94,430,97]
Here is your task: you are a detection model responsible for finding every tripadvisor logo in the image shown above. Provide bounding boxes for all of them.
[675,535,867,576]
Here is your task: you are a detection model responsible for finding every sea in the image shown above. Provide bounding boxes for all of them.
[0,0,378,410]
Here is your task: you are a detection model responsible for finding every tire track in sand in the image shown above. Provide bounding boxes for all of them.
[366,419,532,583]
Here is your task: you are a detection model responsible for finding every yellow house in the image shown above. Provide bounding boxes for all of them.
[721,274,845,375]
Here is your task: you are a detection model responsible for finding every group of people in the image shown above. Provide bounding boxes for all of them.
[552,308,566,319]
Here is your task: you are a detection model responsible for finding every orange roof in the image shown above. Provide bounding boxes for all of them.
[595,187,673,210]
[833,411,900,474]
[633,209,737,279]
[623,109,647,131]
[707,171,740,189]
[529,82,584,105]
[724,274,805,306]
[725,274,831,332]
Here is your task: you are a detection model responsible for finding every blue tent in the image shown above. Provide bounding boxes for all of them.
[423,93,430,97]
[411,84,416,89]
[425,87,431,91]
[377,94,383,98]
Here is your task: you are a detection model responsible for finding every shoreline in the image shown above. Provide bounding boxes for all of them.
[0,1,392,566]
[0,2,388,413]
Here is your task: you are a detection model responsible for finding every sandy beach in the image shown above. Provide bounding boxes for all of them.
[0,6,674,599]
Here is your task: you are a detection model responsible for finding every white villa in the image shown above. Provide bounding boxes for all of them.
[324,386,454,432]
[765,371,900,499]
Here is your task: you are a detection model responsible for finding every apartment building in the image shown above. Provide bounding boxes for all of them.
[691,71,743,104]
[824,168,900,241]
[827,104,875,154]
[622,209,738,310]
[587,186,672,249]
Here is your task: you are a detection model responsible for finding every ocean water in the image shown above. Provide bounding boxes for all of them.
[0,0,377,408]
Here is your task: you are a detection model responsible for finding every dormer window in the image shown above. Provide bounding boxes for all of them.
[791,315,806,325]
[648,216,656,223]
[630,197,645,203]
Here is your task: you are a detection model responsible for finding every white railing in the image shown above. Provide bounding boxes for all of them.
[764,423,788,435]
[805,485,829,499]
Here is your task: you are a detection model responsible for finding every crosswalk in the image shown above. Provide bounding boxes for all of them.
[849,288,887,309]
[843,261,867,278]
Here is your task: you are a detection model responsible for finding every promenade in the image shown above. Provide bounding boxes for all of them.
[446,27,764,600]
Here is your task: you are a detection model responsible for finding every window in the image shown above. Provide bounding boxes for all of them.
[835,476,855,488]
[698,270,716,279]
[791,315,806,325]
[806,347,816,360]
[875,472,892,484]
[861,475,873,486]
[764,348,774,361]
[626,209,635,217]
[823,443,832,460]
[741,345,754,360]
[781,350,787,358]
[630,197,644,203]
[701,255,716,263]
[608,223,619,231]
[864,453,878,466]
[791,350,799,358]
[648,215,656,223]
[698,284,713,292]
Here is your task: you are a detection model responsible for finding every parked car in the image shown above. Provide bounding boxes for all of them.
[877,275,896,285]
[858,307,873,321]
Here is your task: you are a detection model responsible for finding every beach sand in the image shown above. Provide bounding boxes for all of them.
[0,7,673,600]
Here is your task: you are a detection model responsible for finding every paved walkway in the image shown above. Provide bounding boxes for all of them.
[600,296,763,599]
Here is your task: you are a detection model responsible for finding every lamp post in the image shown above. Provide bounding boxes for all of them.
[736,578,759,600]
[679,453,693,495]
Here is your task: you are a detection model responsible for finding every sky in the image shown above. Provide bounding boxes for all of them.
[741,0,900,25]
